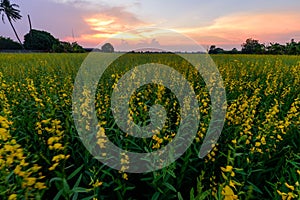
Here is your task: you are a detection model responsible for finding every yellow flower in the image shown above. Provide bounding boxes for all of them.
[222,185,238,200]
[229,180,236,190]
[25,177,37,186]
[53,143,63,150]
[14,165,22,175]
[0,127,7,134]
[221,166,233,173]
[231,171,235,177]
[122,173,128,180]
[41,119,51,124]
[34,182,47,190]
[285,183,295,191]
[31,164,42,172]
[261,137,266,145]
[49,163,59,171]
[277,190,287,199]
[52,154,66,162]
[92,180,103,187]
[8,194,17,200]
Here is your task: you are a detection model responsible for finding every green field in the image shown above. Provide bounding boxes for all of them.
[0,53,299,199]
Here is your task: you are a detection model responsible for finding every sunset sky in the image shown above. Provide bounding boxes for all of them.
[1,0,300,51]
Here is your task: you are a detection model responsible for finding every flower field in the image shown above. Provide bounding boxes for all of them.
[0,53,299,199]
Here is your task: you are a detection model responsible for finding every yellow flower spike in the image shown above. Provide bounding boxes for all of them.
[285,183,295,191]
[297,170,300,175]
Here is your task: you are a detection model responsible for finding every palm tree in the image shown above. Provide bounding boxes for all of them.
[0,0,23,48]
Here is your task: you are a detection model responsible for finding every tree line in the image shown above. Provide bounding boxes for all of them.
[209,38,300,55]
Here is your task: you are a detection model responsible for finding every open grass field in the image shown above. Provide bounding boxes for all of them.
[0,53,299,200]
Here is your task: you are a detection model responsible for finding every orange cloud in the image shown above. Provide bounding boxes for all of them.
[64,10,300,49]
[176,11,300,47]
[67,6,151,47]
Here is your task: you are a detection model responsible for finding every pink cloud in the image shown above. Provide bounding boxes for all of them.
[176,11,300,48]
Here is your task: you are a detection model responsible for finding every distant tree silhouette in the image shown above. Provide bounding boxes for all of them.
[208,45,224,54]
[24,29,59,51]
[242,38,265,54]
[266,43,285,55]
[52,41,85,53]
[0,0,23,48]
[0,36,21,49]
[101,43,114,53]
[230,48,239,54]
[285,39,298,55]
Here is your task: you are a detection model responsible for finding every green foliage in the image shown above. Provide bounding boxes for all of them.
[0,53,299,199]
[208,45,225,54]
[52,41,85,53]
[0,36,21,49]
[24,29,59,51]
[242,38,265,54]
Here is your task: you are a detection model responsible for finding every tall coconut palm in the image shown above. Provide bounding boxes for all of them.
[0,0,23,48]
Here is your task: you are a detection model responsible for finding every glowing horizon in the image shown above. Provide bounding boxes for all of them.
[1,0,300,50]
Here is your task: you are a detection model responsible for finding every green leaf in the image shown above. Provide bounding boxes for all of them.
[53,190,63,200]
[178,192,184,200]
[68,165,84,180]
[247,181,263,194]
[163,182,177,192]
[72,174,82,189]
[72,187,89,193]
[151,192,160,200]
[50,177,63,186]
[81,195,97,200]
[62,178,71,194]
[190,188,195,200]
